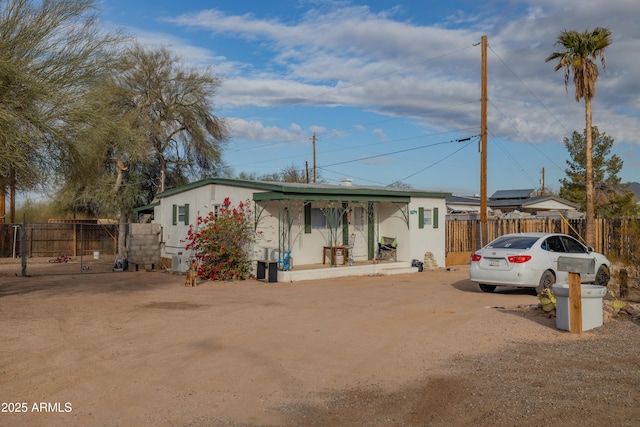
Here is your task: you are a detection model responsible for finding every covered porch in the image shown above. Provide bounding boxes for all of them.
[252,185,412,270]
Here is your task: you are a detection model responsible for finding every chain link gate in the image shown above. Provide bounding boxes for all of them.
[0,222,122,277]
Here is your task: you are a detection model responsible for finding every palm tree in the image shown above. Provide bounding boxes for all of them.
[545,27,612,247]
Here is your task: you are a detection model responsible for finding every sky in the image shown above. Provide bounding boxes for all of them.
[97,0,640,196]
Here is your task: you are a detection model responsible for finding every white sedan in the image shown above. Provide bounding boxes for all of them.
[469,232,611,293]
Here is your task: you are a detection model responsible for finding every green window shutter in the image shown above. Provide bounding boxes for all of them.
[184,204,190,225]
[418,207,424,229]
[433,207,439,229]
[172,204,177,225]
[304,203,311,234]
[342,202,349,244]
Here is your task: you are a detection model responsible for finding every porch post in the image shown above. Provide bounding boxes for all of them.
[367,202,375,260]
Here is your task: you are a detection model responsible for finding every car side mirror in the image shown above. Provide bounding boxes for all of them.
[587,246,594,253]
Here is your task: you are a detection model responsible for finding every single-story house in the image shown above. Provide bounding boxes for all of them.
[446,189,580,219]
[135,178,450,279]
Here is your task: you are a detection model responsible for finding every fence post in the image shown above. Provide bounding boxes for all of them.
[80,223,84,273]
[568,272,583,334]
[21,221,27,277]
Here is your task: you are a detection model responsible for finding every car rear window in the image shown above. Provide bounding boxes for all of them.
[486,235,539,249]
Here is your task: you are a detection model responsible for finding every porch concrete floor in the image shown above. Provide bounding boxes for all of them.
[267,259,425,283]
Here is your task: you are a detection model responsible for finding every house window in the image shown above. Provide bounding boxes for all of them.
[311,208,327,229]
[172,203,190,225]
[353,206,365,231]
[419,207,432,229]
[213,204,220,217]
[423,209,432,226]
[418,207,439,228]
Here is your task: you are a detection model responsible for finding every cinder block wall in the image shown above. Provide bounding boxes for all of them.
[128,223,161,266]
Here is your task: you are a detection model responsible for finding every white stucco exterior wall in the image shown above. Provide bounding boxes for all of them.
[150,179,449,270]
[407,197,447,268]
[156,183,265,261]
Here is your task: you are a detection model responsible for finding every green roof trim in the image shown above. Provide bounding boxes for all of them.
[133,201,160,212]
[153,178,451,202]
[132,201,160,223]
[252,192,410,203]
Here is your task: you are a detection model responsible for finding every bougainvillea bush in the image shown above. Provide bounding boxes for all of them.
[185,197,255,281]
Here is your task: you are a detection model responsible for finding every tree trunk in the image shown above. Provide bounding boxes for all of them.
[585,100,595,247]
[159,156,166,193]
[114,159,127,195]
[113,159,128,257]
[9,168,16,224]
[0,188,4,224]
[118,212,128,258]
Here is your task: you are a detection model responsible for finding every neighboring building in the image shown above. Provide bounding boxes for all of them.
[446,189,580,219]
[135,178,450,275]
[445,195,483,217]
[489,189,580,216]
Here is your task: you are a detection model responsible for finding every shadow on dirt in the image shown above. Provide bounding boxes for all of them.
[0,271,180,298]
[451,279,537,296]
[494,304,558,329]
[279,318,640,427]
[279,376,471,427]
[449,279,553,329]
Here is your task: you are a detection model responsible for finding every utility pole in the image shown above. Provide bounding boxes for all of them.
[312,133,317,183]
[541,167,545,196]
[480,35,488,247]
[305,161,309,183]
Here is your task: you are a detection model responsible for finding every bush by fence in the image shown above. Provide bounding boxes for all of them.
[446,217,640,262]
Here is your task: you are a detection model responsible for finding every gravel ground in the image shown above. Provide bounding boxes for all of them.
[1,266,639,426]
[281,315,640,427]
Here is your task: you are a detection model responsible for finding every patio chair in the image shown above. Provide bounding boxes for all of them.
[378,236,397,261]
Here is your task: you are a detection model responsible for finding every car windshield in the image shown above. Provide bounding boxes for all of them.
[486,235,539,250]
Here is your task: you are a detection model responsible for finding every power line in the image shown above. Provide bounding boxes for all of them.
[317,167,389,187]
[320,135,477,169]
[489,100,564,171]
[488,45,571,135]
[398,138,477,181]
[223,126,478,173]
[487,128,538,188]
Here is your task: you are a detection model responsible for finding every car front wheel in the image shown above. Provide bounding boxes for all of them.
[479,284,496,293]
[537,270,555,294]
[595,266,610,287]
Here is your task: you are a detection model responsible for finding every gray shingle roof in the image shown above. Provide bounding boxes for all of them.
[489,189,534,200]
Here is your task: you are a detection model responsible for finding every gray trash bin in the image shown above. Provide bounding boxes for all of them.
[552,284,607,331]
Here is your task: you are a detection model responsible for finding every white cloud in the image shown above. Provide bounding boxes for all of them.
[309,125,327,134]
[227,118,306,143]
[372,128,387,141]
[152,1,640,150]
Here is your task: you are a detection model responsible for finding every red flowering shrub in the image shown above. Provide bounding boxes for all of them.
[185,197,254,281]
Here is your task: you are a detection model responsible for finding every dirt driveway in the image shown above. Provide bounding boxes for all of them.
[1,266,639,426]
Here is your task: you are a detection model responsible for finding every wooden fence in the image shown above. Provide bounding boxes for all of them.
[446,217,640,261]
[0,222,119,258]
